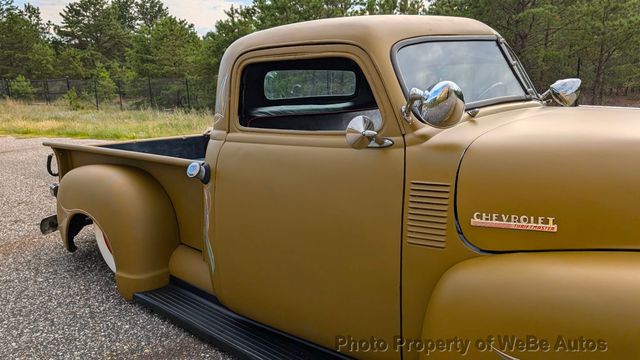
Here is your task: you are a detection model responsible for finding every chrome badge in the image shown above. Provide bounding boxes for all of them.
[471,212,557,233]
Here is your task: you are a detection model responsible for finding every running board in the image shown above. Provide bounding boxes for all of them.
[134,280,350,360]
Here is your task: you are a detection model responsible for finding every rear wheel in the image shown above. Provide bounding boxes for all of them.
[94,224,116,272]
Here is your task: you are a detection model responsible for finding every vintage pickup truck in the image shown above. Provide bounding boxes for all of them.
[40,15,639,359]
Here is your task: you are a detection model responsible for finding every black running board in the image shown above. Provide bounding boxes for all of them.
[134,280,350,360]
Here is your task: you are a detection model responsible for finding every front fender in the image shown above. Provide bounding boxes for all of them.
[58,164,179,299]
[420,252,640,359]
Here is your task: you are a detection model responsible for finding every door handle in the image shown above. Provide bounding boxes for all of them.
[346,116,393,149]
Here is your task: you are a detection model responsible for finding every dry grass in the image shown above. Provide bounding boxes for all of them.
[0,99,214,140]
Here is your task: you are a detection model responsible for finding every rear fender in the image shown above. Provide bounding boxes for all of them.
[57,164,179,299]
[420,252,640,358]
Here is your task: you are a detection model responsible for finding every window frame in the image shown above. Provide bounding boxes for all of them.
[231,48,394,136]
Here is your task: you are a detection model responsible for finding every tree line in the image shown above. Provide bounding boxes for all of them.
[0,0,638,106]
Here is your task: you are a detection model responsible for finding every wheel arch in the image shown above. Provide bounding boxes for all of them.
[57,164,180,299]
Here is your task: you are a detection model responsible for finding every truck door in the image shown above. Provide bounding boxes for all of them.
[213,45,404,359]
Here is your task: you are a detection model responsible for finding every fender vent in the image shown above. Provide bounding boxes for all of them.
[407,181,450,249]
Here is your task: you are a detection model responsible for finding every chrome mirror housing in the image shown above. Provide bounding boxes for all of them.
[402,81,465,129]
[346,115,393,149]
[542,78,581,107]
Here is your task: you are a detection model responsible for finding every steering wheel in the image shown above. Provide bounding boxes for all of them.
[476,82,505,100]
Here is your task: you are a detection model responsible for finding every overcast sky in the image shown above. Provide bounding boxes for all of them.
[14,0,252,35]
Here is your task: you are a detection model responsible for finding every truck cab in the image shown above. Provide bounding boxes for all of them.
[43,15,640,359]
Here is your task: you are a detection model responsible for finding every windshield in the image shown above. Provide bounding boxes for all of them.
[395,40,528,106]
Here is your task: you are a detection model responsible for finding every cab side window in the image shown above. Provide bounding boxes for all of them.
[239,57,380,131]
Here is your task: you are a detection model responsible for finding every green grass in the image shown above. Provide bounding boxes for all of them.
[0,99,214,140]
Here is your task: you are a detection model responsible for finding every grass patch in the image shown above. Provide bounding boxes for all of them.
[0,99,214,140]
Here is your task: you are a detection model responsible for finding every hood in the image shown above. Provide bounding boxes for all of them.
[456,105,640,252]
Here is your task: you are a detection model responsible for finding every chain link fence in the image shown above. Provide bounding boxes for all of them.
[0,77,216,111]
[2,75,639,110]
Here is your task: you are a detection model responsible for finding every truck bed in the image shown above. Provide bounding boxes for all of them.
[44,134,208,251]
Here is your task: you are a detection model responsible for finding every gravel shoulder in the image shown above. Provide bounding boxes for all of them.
[0,136,231,359]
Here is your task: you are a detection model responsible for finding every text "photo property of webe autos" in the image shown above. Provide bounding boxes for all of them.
[335,335,608,357]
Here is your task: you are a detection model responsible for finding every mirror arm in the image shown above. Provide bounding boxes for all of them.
[401,105,412,121]
[539,89,552,102]
[402,88,427,122]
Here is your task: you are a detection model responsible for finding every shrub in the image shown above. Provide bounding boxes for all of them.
[63,88,83,110]
[9,75,34,100]
[94,65,117,105]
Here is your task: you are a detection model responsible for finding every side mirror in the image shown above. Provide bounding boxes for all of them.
[402,81,465,129]
[346,115,393,149]
[542,78,581,107]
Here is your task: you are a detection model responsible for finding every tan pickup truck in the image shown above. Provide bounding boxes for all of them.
[41,15,640,360]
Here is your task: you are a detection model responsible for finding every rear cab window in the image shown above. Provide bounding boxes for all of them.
[239,57,381,131]
[264,69,356,100]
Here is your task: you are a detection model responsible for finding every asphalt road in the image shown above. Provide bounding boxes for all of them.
[0,136,232,360]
